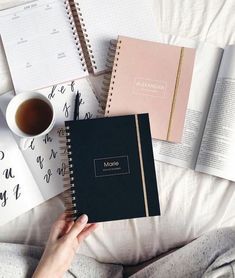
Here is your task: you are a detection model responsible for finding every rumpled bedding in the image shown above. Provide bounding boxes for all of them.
[0,0,235,266]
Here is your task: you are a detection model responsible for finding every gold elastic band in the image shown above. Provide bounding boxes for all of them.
[167,47,184,140]
[135,115,149,217]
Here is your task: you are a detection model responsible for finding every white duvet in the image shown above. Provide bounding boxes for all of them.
[0,0,235,265]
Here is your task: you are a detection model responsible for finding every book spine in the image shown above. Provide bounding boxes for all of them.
[58,126,77,221]
[68,0,97,73]
[99,39,121,112]
[64,0,87,73]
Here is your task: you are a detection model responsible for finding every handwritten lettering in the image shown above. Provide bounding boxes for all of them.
[78,92,84,106]
[29,139,35,150]
[44,169,52,183]
[0,190,8,207]
[49,149,58,160]
[43,134,53,144]
[36,156,44,169]
[57,162,67,176]
[13,184,21,200]
[63,103,70,118]
[84,112,93,119]
[68,81,75,92]
[0,151,4,160]
[48,85,56,99]
[58,86,66,94]
[3,168,15,179]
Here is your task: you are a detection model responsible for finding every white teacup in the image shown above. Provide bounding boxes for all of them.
[6,91,55,149]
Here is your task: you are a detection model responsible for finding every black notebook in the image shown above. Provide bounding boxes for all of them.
[62,114,160,223]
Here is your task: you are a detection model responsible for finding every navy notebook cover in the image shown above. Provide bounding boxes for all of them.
[64,114,160,223]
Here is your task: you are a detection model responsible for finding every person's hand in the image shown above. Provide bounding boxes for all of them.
[33,213,98,278]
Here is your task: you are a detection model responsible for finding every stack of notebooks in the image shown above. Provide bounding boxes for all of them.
[60,35,197,222]
[0,0,201,224]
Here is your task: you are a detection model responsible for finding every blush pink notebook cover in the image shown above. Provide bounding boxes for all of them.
[105,36,196,142]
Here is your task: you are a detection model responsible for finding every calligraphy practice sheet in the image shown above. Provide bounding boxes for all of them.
[0,111,43,226]
[22,78,100,199]
[0,78,100,225]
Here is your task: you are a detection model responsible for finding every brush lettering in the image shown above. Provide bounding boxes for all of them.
[3,168,15,179]
[36,156,44,169]
[0,190,8,207]
[13,184,21,200]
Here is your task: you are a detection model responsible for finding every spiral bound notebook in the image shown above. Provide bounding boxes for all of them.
[0,0,88,91]
[70,0,158,73]
[0,0,157,91]
[60,114,160,223]
[102,36,196,142]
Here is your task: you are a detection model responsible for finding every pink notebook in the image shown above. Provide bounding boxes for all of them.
[104,36,196,142]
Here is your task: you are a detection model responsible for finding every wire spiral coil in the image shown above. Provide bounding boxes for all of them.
[64,0,87,73]
[68,0,97,73]
[99,39,121,112]
[58,125,78,221]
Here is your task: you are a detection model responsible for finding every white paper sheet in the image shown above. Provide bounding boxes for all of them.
[0,0,87,92]
[0,110,43,226]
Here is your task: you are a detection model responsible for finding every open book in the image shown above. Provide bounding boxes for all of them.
[0,78,100,225]
[0,0,157,91]
[153,35,235,181]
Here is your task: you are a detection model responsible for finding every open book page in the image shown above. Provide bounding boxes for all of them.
[196,45,235,181]
[21,78,100,200]
[74,0,157,73]
[152,38,223,169]
[0,110,44,226]
[0,0,87,92]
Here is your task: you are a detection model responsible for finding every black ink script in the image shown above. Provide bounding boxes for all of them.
[0,151,4,160]
[3,168,15,179]
[84,112,93,119]
[49,149,58,160]
[78,92,85,106]
[43,134,53,144]
[0,190,8,207]
[63,103,71,118]
[13,184,21,200]
[44,169,52,183]
[36,156,44,169]
[68,81,75,92]
[58,86,66,94]
[48,85,56,100]
[57,162,67,176]
[29,139,35,150]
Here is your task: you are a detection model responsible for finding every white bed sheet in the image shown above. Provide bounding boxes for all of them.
[0,0,235,265]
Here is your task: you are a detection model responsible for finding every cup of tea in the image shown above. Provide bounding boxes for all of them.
[6,91,55,149]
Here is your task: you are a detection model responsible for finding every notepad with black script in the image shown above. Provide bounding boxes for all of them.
[63,114,160,223]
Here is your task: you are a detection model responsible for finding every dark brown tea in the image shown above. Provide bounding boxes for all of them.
[15,98,53,136]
